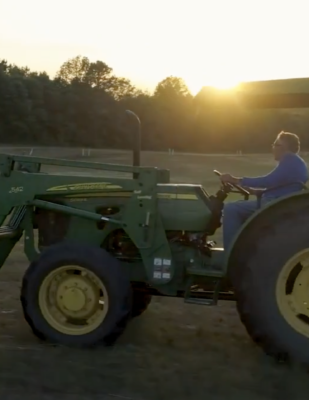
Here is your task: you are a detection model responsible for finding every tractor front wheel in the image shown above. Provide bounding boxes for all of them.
[21,242,132,347]
[231,199,309,364]
[132,286,152,318]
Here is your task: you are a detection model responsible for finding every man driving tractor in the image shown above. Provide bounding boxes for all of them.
[220,131,309,250]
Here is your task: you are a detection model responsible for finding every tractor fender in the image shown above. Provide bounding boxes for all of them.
[223,191,309,275]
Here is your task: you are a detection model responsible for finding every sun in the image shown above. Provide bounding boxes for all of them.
[186,76,240,96]
[211,79,239,90]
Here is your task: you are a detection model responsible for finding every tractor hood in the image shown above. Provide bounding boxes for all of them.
[195,77,309,109]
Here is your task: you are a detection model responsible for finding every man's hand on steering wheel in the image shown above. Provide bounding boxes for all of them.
[213,170,250,198]
[219,173,241,186]
[216,173,265,196]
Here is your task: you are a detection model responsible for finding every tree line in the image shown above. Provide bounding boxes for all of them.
[0,55,308,153]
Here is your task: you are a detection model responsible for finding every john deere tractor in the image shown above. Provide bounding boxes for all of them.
[2,78,309,364]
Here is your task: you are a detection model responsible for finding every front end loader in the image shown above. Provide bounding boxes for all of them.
[1,82,309,365]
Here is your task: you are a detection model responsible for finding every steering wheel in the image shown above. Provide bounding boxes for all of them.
[213,170,250,197]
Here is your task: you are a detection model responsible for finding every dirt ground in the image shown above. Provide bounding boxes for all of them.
[1,147,309,400]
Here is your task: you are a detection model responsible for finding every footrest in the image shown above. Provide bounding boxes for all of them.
[184,297,216,306]
[184,278,221,306]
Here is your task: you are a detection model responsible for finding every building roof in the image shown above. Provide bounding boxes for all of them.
[195,77,309,109]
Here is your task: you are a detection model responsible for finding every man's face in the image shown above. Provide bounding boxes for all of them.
[272,138,288,161]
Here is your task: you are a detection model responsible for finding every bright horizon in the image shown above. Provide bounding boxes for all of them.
[1,0,309,95]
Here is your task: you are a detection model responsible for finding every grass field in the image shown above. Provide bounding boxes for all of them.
[1,147,309,400]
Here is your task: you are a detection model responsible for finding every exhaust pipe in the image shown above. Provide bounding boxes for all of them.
[125,110,141,179]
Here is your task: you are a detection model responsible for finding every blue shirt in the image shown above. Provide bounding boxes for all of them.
[241,153,308,199]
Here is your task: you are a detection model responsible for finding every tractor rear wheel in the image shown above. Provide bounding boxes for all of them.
[230,199,309,365]
[21,242,132,347]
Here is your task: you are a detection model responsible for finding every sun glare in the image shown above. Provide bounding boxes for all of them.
[211,80,239,90]
[186,76,240,96]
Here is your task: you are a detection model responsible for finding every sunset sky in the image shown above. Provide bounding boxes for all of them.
[1,0,308,94]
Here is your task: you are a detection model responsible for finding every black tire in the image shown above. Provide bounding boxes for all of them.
[230,199,309,364]
[132,288,152,318]
[20,242,132,347]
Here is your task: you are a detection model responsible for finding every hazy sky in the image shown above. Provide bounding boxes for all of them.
[1,0,309,94]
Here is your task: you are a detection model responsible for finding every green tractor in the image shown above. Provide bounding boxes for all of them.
[2,78,309,364]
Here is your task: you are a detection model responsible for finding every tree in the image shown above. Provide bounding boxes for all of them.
[154,76,192,101]
[56,56,139,100]
[0,55,308,153]
[153,77,194,150]
[56,55,90,84]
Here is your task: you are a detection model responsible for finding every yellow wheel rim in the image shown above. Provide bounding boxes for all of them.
[276,249,309,338]
[38,265,109,336]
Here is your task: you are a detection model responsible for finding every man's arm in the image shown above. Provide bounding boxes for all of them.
[240,162,286,189]
[220,159,288,189]
[242,186,266,195]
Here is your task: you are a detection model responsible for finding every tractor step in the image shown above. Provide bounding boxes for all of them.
[186,266,223,277]
[184,278,221,306]
[184,296,217,306]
